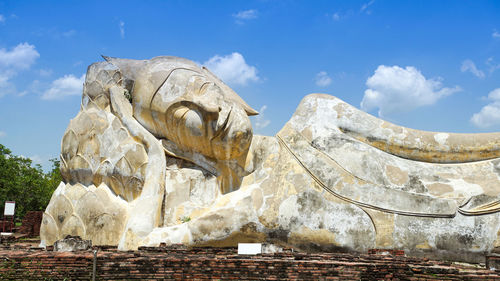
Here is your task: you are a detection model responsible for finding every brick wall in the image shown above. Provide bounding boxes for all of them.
[18,211,43,237]
[1,245,499,280]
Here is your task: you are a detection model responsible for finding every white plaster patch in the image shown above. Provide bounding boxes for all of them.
[436,178,484,199]
[434,133,449,147]
[289,95,341,136]
[144,223,192,246]
[277,195,300,226]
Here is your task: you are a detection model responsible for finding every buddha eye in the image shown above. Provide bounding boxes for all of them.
[196,81,212,96]
[186,75,213,96]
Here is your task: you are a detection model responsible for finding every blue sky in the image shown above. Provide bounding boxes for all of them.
[1,0,500,170]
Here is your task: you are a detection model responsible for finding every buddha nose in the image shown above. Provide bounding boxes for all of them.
[202,104,220,114]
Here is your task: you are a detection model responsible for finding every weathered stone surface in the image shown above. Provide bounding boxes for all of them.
[41,56,500,262]
[53,235,92,252]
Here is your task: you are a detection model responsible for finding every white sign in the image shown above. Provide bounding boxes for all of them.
[238,243,262,255]
[4,201,15,216]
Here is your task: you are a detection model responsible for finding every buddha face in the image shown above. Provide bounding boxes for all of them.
[129,57,256,162]
[161,77,253,161]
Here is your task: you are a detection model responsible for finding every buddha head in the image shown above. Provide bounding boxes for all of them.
[104,56,258,173]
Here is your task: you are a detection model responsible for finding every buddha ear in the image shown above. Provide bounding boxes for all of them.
[201,66,259,116]
[243,103,259,116]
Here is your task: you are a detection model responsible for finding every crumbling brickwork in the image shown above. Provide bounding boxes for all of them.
[0,245,499,280]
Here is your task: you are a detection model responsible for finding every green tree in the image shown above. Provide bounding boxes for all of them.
[0,144,61,219]
[45,158,63,201]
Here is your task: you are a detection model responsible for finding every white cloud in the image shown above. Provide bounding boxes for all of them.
[315,71,332,87]
[27,79,49,96]
[0,43,39,97]
[329,11,353,21]
[0,15,5,23]
[29,155,43,165]
[41,74,85,100]
[39,69,53,77]
[119,21,125,39]
[233,9,258,24]
[361,0,375,13]
[23,154,50,170]
[461,59,485,79]
[493,30,500,39]
[254,105,270,131]
[203,52,259,86]
[361,65,461,117]
[0,42,39,70]
[486,57,500,74]
[0,131,5,138]
[62,29,76,37]
[471,88,500,128]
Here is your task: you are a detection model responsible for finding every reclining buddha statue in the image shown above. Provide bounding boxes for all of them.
[40,56,500,262]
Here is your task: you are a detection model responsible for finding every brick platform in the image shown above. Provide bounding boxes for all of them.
[0,245,499,280]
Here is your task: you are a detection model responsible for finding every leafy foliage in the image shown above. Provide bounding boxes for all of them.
[0,144,62,219]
